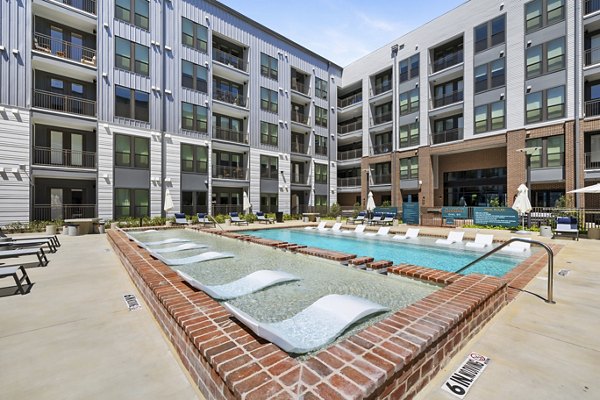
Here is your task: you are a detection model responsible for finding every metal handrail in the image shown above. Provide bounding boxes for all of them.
[455,238,555,304]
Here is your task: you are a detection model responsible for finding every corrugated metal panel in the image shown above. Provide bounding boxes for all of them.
[0,0,30,108]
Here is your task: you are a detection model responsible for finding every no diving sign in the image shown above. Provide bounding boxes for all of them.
[442,352,490,399]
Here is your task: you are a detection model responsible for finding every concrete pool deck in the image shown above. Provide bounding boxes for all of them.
[0,222,598,399]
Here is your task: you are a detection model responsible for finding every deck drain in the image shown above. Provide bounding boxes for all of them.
[123,294,142,311]
[558,269,570,277]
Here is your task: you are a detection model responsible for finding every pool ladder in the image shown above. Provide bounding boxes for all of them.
[455,238,556,304]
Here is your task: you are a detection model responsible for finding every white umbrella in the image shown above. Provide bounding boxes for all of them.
[512,184,532,231]
[366,191,376,212]
[164,189,174,213]
[243,191,252,214]
[568,183,600,193]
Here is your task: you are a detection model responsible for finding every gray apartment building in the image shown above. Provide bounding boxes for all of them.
[0,0,599,226]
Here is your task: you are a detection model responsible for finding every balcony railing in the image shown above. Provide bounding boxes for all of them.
[373,81,392,96]
[213,126,248,144]
[291,142,306,154]
[338,177,361,187]
[291,80,309,95]
[432,128,464,145]
[213,88,246,107]
[585,99,600,117]
[291,110,309,125]
[33,89,96,117]
[212,48,245,71]
[372,142,393,155]
[32,203,96,221]
[338,120,362,134]
[372,112,392,126]
[585,0,600,15]
[33,146,96,169]
[291,174,307,184]
[586,152,600,170]
[212,204,243,215]
[315,146,328,156]
[212,165,247,180]
[584,45,600,67]
[338,93,362,108]
[373,174,391,185]
[33,32,96,66]
[432,50,464,73]
[399,136,420,148]
[54,0,97,15]
[433,90,464,108]
[337,148,362,161]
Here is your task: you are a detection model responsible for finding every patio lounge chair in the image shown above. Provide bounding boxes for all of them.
[147,243,208,253]
[501,238,531,253]
[435,231,465,245]
[465,234,494,249]
[255,212,274,224]
[0,248,49,267]
[196,213,216,227]
[177,269,300,300]
[380,213,395,225]
[553,217,579,241]
[0,265,32,295]
[354,212,366,224]
[174,213,190,225]
[0,238,57,253]
[304,221,327,230]
[0,228,60,248]
[365,226,391,237]
[369,212,384,225]
[229,212,249,226]
[224,294,389,354]
[393,228,420,240]
[150,250,234,266]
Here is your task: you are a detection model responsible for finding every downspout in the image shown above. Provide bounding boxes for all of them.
[160,0,167,218]
[327,62,332,211]
[574,0,581,207]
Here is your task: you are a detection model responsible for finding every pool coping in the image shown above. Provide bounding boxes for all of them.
[108,227,513,399]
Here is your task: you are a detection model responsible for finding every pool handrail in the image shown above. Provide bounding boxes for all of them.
[455,238,555,304]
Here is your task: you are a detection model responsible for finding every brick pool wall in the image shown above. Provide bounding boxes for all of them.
[108,229,508,399]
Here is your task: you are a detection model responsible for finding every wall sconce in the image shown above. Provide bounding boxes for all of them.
[500,93,505,100]
[500,50,505,57]
[164,89,172,95]
[11,108,19,116]
[164,177,172,183]
[526,86,532,93]
[526,40,532,48]
[0,106,5,112]
[500,2,504,10]
[12,49,19,55]
[0,45,5,52]
[164,45,172,52]
[164,133,172,139]
[418,180,423,186]
[103,22,109,29]
[102,72,108,78]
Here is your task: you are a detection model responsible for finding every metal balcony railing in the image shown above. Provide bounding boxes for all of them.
[432,49,464,73]
[291,80,309,95]
[372,143,393,155]
[213,126,248,144]
[586,152,600,170]
[338,177,361,187]
[291,142,306,154]
[33,32,96,66]
[291,110,309,124]
[585,99,600,117]
[338,120,362,134]
[373,174,391,185]
[338,93,362,108]
[585,0,600,15]
[33,89,96,117]
[337,148,362,161]
[584,45,600,67]
[32,203,96,221]
[212,165,247,180]
[373,81,392,96]
[213,88,246,107]
[33,146,96,169]
[372,112,392,126]
[212,48,245,71]
[291,174,307,184]
[399,135,420,148]
[433,90,464,108]
[315,146,328,156]
[432,128,464,144]
[54,0,97,15]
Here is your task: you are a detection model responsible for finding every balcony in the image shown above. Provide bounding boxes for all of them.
[291,174,308,185]
[33,89,96,117]
[585,0,600,15]
[213,88,246,107]
[212,48,245,72]
[212,165,247,180]
[315,146,328,156]
[33,32,96,66]
[338,177,361,187]
[585,99,600,118]
[584,46,600,67]
[432,50,463,73]
[291,142,306,154]
[373,174,391,185]
[432,128,463,145]
[291,81,309,95]
[52,0,97,15]
[32,203,96,221]
[372,112,392,126]
[373,82,392,96]
[291,110,309,125]
[338,93,362,108]
[337,148,362,161]
[372,142,393,155]
[213,127,248,144]
[586,152,600,169]
[433,90,463,108]
[33,146,96,169]
[338,120,362,134]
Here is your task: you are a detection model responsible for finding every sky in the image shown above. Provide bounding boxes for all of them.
[218,0,466,66]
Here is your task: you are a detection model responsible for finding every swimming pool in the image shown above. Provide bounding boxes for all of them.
[242,228,528,277]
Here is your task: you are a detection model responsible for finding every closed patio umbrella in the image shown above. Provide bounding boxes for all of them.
[164,189,174,213]
[243,191,252,214]
[366,191,376,212]
[512,184,532,231]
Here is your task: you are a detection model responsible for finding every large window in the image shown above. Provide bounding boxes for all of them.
[315,106,328,128]
[400,157,419,180]
[260,155,278,179]
[260,53,278,80]
[115,134,149,168]
[182,60,208,93]
[315,135,328,156]
[474,101,505,134]
[115,188,149,219]
[182,17,208,53]
[399,54,419,82]
[181,102,208,133]
[525,0,565,33]
[526,37,565,78]
[373,162,391,184]
[315,163,328,184]
[433,79,463,108]
[181,191,207,216]
[115,0,149,30]
[260,121,278,146]
[374,102,393,124]
[115,37,149,76]
[260,194,278,213]
[526,85,565,124]
[526,135,564,168]
[115,85,149,122]
[399,88,419,115]
[474,59,505,93]
[260,87,278,113]
[474,15,506,53]
[181,144,208,173]
[399,122,419,148]
[374,70,392,95]
[315,78,328,100]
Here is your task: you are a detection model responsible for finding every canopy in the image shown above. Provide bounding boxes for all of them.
[568,183,600,194]
[163,189,174,212]
[243,191,252,213]
[366,191,376,212]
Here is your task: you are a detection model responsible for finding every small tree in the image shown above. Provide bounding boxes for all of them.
[381,200,392,207]
[489,197,500,207]
[328,202,342,218]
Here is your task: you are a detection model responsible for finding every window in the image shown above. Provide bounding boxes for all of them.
[315,78,328,100]
[115,85,149,122]
[474,59,505,93]
[399,88,419,115]
[315,106,328,128]
[400,157,419,180]
[399,54,419,82]
[526,85,565,124]
[314,195,328,212]
[115,0,149,30]
[115,134,149,168]
[115,188,149,219]
[315,135,328,156]
[260,87,278,113]
[474,101,505,134]
[260,53,278,80]
[260,194,278,213]
[373,162,391,184]
[181,191,207,216]
[474,15,506,53]
[181,102,208,133]
[373,132,392,154]
[213,77,245,106]
[433,79,463,108]
[374,70,392,95]
[260,121,278,146]
[260,155,278,179]
[181,144,208,173]
[374,102,392,124]
[526,135,564,168]
[399,122,419,148]
[526,37,565,78]
[182,60,208,93]
[214,114,244,142]
[315,163,328,184]
[525,0,564,33]
[115,37,149,75]
[182,17,208,53]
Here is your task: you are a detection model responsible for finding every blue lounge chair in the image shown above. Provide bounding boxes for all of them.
[229,212,249,226]
[553,217,579,241]
[174,213,190,225]
[354,212,366,224]
[255,212,274,224]
[196,213,216,227]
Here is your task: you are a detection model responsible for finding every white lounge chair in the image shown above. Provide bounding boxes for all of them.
[147,243,208,253]
[331,222,342,232]
[435,231,465,245]
[501,238,531,253]
[139,238,192,248]
[305,221,327,230]
[342,225,366,234]
[393,228,420,240]
[151,251,234,266]
[177,269,299,300]
[365,226,391,237]
[224,294,388,354]
[465,234,494,249]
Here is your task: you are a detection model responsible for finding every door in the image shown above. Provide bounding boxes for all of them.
[50,188,63,220]
[50,26,63,56]
[71,32,83,62]
[70,189,83,218]
[51,131,63,165]
[71,134,83,166]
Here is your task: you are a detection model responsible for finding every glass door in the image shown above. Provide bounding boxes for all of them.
[51,131,63,165]
[71,133,83,166]
[50,188,63,220]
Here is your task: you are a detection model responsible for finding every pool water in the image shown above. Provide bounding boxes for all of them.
[242,228,528,277]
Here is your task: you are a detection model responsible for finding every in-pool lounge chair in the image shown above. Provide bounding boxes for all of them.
[174,213,190,225]
[255,212,274,224]
[229,212,249,226]
[147,243,208,253]
[0,228,60,248]
[553,217,579,241]
[435,231,465,245]
[465,234,494,249]
[177,269,299,300]
[304,221,327,230]
[150,251,234,266]
[0,248,49,267]
[137,238,192,248]
[393,228,420,240]
[501,238,531,253]
[224,294,389,354]
[196,213,216,228]
[342,224,367,234]
[331,222,343,232]
[0,237,57,253]
[0,265,32,295]
[353,212,366,224]
[365,226,391,237]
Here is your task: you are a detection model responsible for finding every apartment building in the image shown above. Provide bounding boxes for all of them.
[0,0,341,225]
[337,0,600,211]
